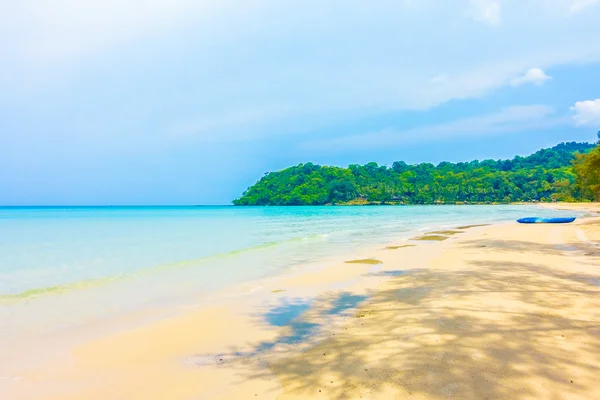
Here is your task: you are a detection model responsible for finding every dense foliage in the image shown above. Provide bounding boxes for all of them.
[571,139,600,202]
[233,142,596,205]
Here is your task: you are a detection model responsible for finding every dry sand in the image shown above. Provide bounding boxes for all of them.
[3,203,600,399]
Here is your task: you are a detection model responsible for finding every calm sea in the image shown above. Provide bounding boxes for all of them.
[0,205,576,337]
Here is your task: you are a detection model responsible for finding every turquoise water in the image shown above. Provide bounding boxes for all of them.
[0,205,580,339]
[0,205,576,298]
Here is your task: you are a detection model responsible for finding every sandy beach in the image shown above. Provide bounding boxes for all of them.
[4,0,599,397]
[3,203,600,399]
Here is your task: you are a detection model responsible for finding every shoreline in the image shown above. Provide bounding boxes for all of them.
[0,217,461,379]
[2,203,599,399]
[233,201,596,206]
[0,205,505,304]
[0,206,534,342]
[1,203,579,303]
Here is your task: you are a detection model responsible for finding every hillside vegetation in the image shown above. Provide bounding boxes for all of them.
[234,142,597,205]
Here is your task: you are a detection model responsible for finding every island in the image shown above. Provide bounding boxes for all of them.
[234,141,599,205]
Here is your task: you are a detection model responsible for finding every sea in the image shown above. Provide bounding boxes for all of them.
[0,205,578,339]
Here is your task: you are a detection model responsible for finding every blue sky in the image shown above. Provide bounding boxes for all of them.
[1,0,600,205]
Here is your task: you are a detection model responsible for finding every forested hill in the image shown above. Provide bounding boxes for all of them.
[233,142,596,205]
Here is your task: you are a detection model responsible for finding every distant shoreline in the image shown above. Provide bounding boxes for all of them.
[233,143,598,206]
[234,201,595,206]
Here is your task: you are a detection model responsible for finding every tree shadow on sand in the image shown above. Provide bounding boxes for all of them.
[192,236,600,399]
[187,292,369,367]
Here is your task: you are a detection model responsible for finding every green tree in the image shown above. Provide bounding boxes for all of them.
[573,145,600,201]
[233,142,596,206]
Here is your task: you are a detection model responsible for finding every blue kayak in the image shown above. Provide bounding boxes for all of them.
[517,217,576,224]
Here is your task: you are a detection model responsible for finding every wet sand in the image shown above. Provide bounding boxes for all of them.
[3,203,600,399]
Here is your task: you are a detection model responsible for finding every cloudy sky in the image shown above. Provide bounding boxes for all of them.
[1,0,599,205]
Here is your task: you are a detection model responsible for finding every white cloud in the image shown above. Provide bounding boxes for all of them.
[305,105,559,149]
[469,0,501,26]
[571,99,600,126]
[1,0,600,142]
[510,68,553,86]
[570,0,599,13]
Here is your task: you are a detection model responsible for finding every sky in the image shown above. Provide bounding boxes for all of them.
[1,0,600,205]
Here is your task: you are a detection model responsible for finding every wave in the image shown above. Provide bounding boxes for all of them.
[0,232,333,304]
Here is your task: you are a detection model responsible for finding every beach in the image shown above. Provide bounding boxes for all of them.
[2,204,600,399]
[4,0,600,397]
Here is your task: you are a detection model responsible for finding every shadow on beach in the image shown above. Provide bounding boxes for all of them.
[192,234,600,399]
